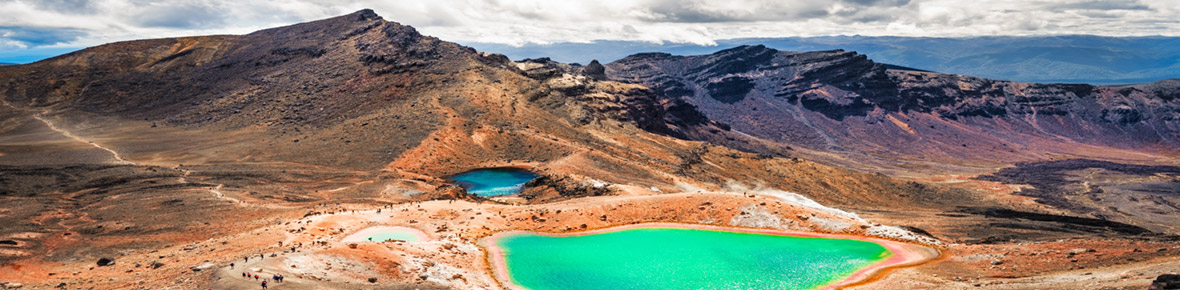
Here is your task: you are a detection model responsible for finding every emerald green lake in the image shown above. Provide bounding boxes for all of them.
[495,227,891,290]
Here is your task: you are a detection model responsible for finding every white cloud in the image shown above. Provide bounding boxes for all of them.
[0,0,1179,49]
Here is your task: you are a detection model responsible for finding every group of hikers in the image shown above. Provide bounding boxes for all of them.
[234,201,405,289]
[305,202,403,217]
[242,272,285,289]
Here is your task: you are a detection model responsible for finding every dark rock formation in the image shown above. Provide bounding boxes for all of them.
[582,59,606,80]
[96,257,115,266]
[957,207,1154,236]
[606,45,1180,168]
[1152,274,1180,290]
[522,175,612,200]
[974,159,1180,228]
[511,56,734,142]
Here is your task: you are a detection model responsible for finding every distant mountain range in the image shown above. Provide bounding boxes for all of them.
[0,46,82,64]
[6,35,1177,85]
[466,36,1180,85]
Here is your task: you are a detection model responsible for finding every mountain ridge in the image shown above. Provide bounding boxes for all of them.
[4,11,1179,174]
[605,45,1180,175]
[2,10,1180,290]
[468,35,1180,84]
[0,9,754,176]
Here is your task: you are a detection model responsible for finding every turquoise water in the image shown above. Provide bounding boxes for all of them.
[362,230,421,242]
[450,168,539,197]
[496,228,891,290]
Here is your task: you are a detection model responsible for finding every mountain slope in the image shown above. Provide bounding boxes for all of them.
[0,10,715,174]
[606,45,1180,174]
[0,10,871,207]
[1,10,1179,290]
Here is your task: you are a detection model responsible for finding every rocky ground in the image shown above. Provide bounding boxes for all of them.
[4,178,1177,289]
[2,9,1180,290]
[2,85,1178,289]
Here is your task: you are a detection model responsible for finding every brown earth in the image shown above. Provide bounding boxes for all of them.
[1,9,1179,290]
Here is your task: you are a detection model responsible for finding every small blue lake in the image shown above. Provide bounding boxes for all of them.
[449,168,540,197]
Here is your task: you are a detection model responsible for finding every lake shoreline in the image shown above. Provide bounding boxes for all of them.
[481,222,940,290]
[448,168,540,197]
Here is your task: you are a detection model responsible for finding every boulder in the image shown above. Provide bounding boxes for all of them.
[1151,274,1180,290]
[96,257,115,267]
[190,263,216,272]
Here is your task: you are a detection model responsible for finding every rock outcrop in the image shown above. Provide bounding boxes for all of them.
[1153,274,1180,290]
[606,45,1180,171]
[96,257,114,266]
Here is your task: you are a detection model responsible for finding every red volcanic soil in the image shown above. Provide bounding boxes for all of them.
[1,9,1179,290]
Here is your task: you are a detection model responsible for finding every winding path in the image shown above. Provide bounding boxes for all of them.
[8,102,242,206]
[31,114,131,164]
[1,99,130,164]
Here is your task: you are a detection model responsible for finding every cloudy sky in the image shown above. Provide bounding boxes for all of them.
[2,0,1179,61]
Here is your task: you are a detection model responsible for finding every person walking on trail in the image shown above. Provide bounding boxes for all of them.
[261,279,268,289]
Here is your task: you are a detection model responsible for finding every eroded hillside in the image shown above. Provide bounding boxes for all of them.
[1,9,1178,290]
[607,45,1180,174]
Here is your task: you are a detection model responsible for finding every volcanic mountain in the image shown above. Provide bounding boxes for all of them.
[1,9,1178,290]
[606,45,1180,173]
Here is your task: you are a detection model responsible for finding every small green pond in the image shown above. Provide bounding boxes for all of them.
[342,226,426,243]
[361,230,421,242]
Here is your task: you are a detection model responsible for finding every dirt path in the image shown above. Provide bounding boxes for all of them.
[215,254,314,290]
[1,100,130,164]
[177,167,297,209]
[7,102,257,211]
[209,184,245,204]
[26,112,251,208]
[31,114,131,164]
[176,168,239,204]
